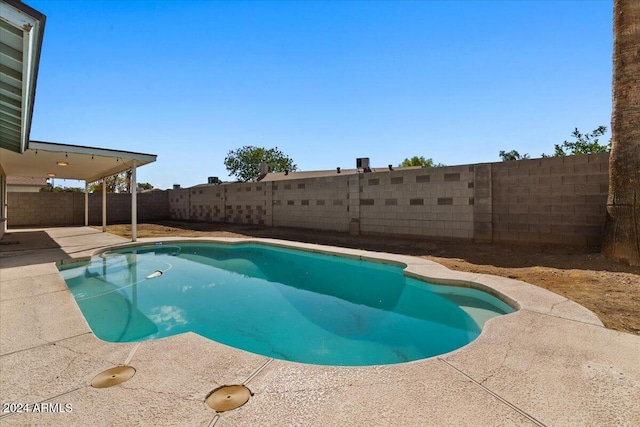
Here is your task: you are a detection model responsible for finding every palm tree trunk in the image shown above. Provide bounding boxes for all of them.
[602,0,640,265]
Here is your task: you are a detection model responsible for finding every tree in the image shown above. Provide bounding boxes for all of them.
[138,182,154,190]
[398,156,444,168]
[499,126,610,161]
[499,150,530,161]
[224,146,297,182]
[53,186,84,193]
[602,0,640,266]
[88,172,129,193]
[543,126,611,157]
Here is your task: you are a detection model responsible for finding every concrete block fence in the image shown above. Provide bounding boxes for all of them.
[7,191,169,227]
[490,153,609,246]
[8,153,609,247]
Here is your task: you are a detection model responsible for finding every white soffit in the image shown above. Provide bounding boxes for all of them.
[0,0,45,153]
[0,141,157,183]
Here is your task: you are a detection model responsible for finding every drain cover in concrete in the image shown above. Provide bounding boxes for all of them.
[91,366,136,388]
[205,385,251,412]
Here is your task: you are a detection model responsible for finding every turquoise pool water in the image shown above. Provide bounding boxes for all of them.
[59,242,513,366]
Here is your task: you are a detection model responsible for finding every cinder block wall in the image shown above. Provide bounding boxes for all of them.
[168,188,190,220]
[168,183,268,225]
[183,186,225,222]
[358,166,475,238]
[8,153,610,247]
[165,153,609,247]
[225,182,267,225]
[491,153,609,246]
[137,191,171,222]
[7,191,169,227]
[271,176,351,232]
[6,192,84,226]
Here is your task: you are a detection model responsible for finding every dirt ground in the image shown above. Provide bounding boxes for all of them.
[97,221,640,335]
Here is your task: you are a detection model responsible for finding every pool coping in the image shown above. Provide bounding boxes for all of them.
[1,228,638,426]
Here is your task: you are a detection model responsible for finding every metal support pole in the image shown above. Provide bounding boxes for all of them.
[84,181,89,226]
[102,178,107,232]
[131,161,137,242]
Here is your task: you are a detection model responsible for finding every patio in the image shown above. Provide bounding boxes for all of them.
[0,227,638,426]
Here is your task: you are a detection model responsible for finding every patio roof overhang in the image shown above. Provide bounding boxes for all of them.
[0,140,157,183]
[1,140,157,242]
[0,1,155,243]
[0,0,45,154]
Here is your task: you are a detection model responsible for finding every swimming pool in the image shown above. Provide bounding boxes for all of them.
[59,242,514,366]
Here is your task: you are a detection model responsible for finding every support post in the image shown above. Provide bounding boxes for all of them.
[0,172,7,238]
[131,161,137,242]
[102,178,107,232]
[84,181,89,226]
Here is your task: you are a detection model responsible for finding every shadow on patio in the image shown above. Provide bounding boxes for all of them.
[0,230,68,268]
[0,227,128,268]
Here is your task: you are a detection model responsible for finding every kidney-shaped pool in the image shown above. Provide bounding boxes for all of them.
[59,242,514,366]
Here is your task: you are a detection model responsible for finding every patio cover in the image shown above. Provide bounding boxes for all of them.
[1,141,156,183]
[1,0,157,242]
[0,141,157,242]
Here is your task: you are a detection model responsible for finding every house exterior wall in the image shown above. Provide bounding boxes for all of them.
[7,153,610,247]
[6,185,42,193]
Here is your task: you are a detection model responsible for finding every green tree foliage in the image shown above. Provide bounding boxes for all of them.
[138,182,154,190]
[40,184,84,192]
[398,156,444,168]
[55,186,84,193]
[224,146,297,182]
[87,172,130,193]
[499,150,530,161]
[543,126,611,157]
[500,126,611,161]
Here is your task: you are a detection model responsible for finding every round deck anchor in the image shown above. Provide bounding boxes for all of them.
[91,366,136,388]
[205,385,251,412]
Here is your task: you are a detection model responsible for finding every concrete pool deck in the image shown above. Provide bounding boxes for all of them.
[1,227,638,426]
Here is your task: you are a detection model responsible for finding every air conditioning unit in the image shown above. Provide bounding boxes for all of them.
[208,176,220,184]
[356,157,370,169]
[173,184,181,190]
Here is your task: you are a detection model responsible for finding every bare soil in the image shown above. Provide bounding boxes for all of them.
[97,221,640,335]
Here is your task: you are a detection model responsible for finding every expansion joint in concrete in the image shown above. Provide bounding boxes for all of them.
[243,358,273,385]
[437,358,547,427]
[0,332,92,358]
[521,308,605,329]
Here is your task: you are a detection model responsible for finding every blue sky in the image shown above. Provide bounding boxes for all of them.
[28,0,613,190]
